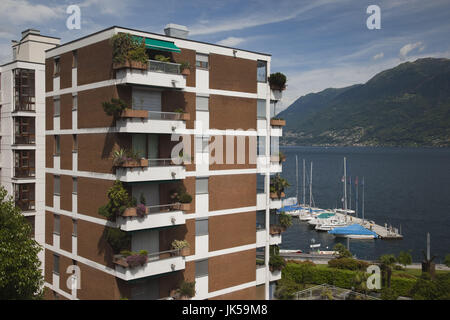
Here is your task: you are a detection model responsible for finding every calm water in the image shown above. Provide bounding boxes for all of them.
[279,146,450,262]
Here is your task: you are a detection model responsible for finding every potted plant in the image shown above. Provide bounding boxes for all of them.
[154,54,171,62]
[111,33,148,70]
[174,107,190,121]
[114,250,148,268]
[113,149,148,168]
[180,61,191,76]
[270,174,289,199]
[268,72,287,91]
[269,254,286,272]
[98,181,132,220]
[177,281,195,300]
[178,193,192,211]
[278,211,293,231]
[102,98,128,119]
[171,240,190,257]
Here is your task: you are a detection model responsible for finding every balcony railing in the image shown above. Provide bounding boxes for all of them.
[15,134,36,145]
[14,167,36,178]
[148,59,181,75]
[147,158,179,167]
[16,199,36,211]
[14,103,36,112]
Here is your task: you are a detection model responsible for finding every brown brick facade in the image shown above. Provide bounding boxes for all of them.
[77,177,114,219]
[77,39,113,86]
[209,211,256,251]
[209,95,257,130]
[60,52,73,89]
[209,174,256,211]
[209,54,257,93]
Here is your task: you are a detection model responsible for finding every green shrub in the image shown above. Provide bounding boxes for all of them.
[178,281,195,298]
[98,180,131,220]
[279,212,293,229]
[391,277,416,297]
[102,98,127,118]
[179,193,192,204]
[328,258,369,271]
[269,255,286,271]
[333,243,352,258]
[171,240,190,250]
[105,228,131,253]
[111,33,148,64]
[268,72,287,90]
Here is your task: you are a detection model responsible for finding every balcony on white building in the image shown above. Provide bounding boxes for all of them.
[115,59,186,90]
[116,110,188,134]
[115,158,185,182]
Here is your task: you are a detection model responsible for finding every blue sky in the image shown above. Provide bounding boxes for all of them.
[1,0,450,109]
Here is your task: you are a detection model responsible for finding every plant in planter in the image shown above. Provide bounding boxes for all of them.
[154,54,171,62]
[268,72,287,91]
[170,185,192,211]
[125,251,148,268]
[270,117,286,127]
[180,61,191,75]
[135,193,147,217]
[112,149,128,167]
[111,33,148,69]
[171,240,190,256]
[174,108,190,121]
[105,227,131,253]
[270,174,290,198]
[269,254,286,272]
[278,151,286,163]
[278,211,293,230]
[98,180,131,220]
[177,281,195,299]
[102,98,128,119]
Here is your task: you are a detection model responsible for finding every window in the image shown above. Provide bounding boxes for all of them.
[257,136,266,156]
[53,254,60,274]
[196,96,209,111]
[195,259,208,277]
[14,68,35,112]
[257,99,266,119]
[72,135,77,152]
[54,136,60,155]
[196,177,208,194]
[72,219,77,237]
[257,60,267,83]
[53,214,60,235]
[54,57,60,76]
[72,51,78,68]
[196,54,209,69]
[72,177,77,194]
[54,97,60,116]
[54,175,60,195]
[195,218,208,236]
[72,95,77,110]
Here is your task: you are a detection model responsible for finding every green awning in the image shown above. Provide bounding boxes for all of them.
[133,36,181,53]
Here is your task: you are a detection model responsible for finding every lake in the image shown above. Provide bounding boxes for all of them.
[278,146,450,262]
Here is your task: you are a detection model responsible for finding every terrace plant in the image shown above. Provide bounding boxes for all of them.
[154,54,171,62]
[278,211,293,230]
[171,240,190,250]
[269,254,286,272]
[270,174,290,198]
[178,281,196,299]
[268,72,287,91]
[105,227,131,253]
[98,180,131,220]
[111,33,148,65]
[180,61,191,75]
[102,98,128,119]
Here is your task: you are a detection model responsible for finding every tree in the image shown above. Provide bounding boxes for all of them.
[333,243,352,258]
[0,186,43,299]
[397,251,412,268]
[444,254,450,268]
[379,254,397,288]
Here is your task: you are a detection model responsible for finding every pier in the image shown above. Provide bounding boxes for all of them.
[333,212,403,239]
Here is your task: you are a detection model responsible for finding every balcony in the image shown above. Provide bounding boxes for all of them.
[14,167,36,179]
[257,192,282,210]
[118,203,186,231]
[15,199,36,212]
[256,264,282,285]
[115,158,185,182]
[256,228,282,247]
[115,59,186,89]
[116,110,188,134]
[114,249,185,281]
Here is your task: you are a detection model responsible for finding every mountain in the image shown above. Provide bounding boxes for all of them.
[279,58,450,147]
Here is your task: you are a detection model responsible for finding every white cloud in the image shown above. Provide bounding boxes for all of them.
[373,52,384,60]
[0,0,62,25]
[399,42,423,59]
[189,0,342,35]
[216,37,246,47]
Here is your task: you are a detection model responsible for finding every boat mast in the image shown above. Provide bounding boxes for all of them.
[309,161,313,209]
[348,175,352,211]
[343,157,347,221]
[362,176,365,224]
[296,155,299,204]
[355,176,359,218]
[303,159,306,205]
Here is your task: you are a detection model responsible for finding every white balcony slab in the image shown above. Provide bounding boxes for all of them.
[115,255,185,281]
[256,229,282,247]
[257,193,266,210]
[116,68,186,90]
[270,198,282,209]
[116,165,185,182]
[270,89,283,101]
[270,127,283,136]
[256,266,266,285]
[270,269,282,282]
[116,117,186,134]
[118,210,185,231]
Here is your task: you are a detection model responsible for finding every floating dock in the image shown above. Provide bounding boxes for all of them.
[333,213,403,239]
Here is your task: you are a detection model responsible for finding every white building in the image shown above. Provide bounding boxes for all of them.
[0,29,60,269]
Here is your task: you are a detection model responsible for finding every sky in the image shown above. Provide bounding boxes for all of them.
[1,0,450,111]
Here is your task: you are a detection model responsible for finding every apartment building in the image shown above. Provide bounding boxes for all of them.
[43,25,286,300]
[0,29,60,269]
